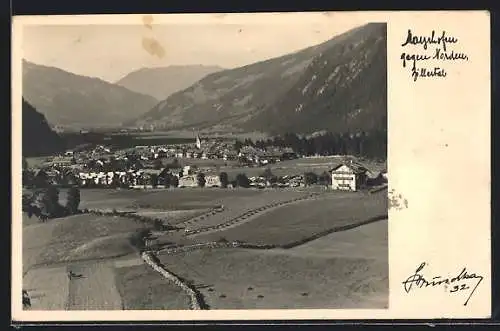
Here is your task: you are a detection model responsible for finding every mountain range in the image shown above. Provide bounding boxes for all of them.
[115,65,224,100]
[22,60,158,128]
[22,98,65,157]
[130,23,387,135]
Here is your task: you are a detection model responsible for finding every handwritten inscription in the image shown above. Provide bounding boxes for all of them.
[402,262,483,306]
[400,30,469,81]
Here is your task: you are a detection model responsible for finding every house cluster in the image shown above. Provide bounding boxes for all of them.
[132,136,240,162]
[131,135,298,166]
[237,146,297,166]
[25,132,386,192]
[248,175,306,189]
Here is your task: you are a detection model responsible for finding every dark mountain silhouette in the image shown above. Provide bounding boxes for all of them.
[22,98,65,156]
[130,23,387,135]
[22,60,158,128]
[115,65,224,100]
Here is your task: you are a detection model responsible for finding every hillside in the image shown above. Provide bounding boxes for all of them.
[116,65,224,100]
[22,98,65,157]
[22,61,158,128]
[131,23,387,135]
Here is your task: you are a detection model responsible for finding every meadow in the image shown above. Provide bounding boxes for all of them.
[25,214,147,269]
[60,188,262,212]
[114,263,191,310]
[22,170,388,310]
[156,241,387,309]
[220,156,386,178]
[194,190,387,247]
[22,212,174,310]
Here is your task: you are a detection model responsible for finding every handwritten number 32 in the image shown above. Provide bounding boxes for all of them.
[450,284,470,293]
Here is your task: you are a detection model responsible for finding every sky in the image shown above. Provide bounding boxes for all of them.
[21,13,369,82]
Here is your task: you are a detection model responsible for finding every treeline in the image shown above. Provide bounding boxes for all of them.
[234,130,387,160]
[22,186,81,221]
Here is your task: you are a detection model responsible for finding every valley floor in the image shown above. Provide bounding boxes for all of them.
[21,187,388,311]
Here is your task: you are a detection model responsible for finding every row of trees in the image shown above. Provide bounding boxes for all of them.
[234,130,387,160]
[22,186,81,221]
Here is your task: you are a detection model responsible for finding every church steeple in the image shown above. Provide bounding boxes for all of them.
[195,132,202,149]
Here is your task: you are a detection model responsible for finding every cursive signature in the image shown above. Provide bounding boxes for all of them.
[402,262,483,306]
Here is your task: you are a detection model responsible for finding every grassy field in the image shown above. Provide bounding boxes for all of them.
[23,266,70,310]
[134,209,211,225]
[27,214,147,267]
[23,218,65,273]
[66,262,123,310]
[162,157,238,168]
[182,190,312,231]
[22,212,161,311]
[22,169,388,310]
[194,190,387,247]
[25,156,53,168]
[157,245,387,309]
[114,264,191,310]
[220,156,386,178]
[290,219,388,260]
[59,188,262,212]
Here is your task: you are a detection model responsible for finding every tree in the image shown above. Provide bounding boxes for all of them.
[33,170,49,188]
[197,172,206,188]
[153,158,163,170]
[261,168,277,185]
[66,187,80,215]
[234,140,243,152]
[22,193,35,217]
[109,173,120,188]
[22,157,28,170]
[64,171,79,187]
[40,186,61,219]
[166,158,181,170]
[235,173,250,188]
[304,172,318,186]
[171,175,179,188]
[219,172,229,188]
[22,170,35,188]
[261,168,274,180]
[318,171,332,186]
[151,174,159,188]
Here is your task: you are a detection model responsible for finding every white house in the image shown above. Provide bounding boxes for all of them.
[205,175,222,187]
[330,162,369,191]
[178,175,198,188]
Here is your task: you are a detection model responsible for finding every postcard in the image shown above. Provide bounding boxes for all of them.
[11,11,491,322]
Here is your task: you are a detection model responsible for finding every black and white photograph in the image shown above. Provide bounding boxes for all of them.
[19,13,388,312]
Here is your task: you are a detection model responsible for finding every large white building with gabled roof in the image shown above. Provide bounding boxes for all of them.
[330,161,370,191]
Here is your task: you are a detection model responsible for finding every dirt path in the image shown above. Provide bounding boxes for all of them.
[66,262,123,310]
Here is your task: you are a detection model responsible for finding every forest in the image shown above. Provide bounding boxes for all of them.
[234,130,387,161]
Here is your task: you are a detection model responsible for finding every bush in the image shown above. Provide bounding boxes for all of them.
[235,173,250,188]
[217,236,229,244]
[219,172,229,188]
[197,172,206,188]
[39,186,62,219]
[66,187,81,215]
[304,172,318,186]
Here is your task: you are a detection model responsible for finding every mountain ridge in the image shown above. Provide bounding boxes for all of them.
[22,60,159,128]
[130,23,387,135]
[115,64,224,100]
[22,98,65,157]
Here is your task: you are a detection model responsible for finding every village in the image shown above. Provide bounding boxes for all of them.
[23,133,387,192]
